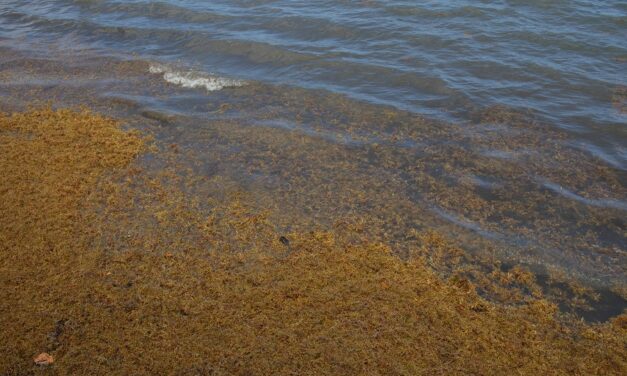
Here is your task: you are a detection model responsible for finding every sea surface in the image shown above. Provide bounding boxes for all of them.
[0,1,626,316]
[2,0,626,161]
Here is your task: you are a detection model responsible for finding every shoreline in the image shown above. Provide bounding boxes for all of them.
[1,107,625,374]
[0,48,624,288]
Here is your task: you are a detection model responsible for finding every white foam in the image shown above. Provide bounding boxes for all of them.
[148,63,244,91]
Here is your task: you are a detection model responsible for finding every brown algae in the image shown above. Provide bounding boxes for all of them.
[1,53,625,289]
[0,108,626,375]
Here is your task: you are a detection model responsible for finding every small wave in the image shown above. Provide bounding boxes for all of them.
[149,63,244,91]
[541,181,627,211]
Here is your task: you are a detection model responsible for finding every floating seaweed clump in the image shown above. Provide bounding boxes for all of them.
[0,108,625,375]
[613,86,627,114]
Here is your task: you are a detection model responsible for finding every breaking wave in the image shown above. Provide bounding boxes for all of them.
[149,63,244,91]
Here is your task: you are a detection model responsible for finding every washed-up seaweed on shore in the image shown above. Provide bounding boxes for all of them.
[0,108,625,375]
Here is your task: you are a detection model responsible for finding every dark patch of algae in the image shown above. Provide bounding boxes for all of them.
[613,86,627,114]
[0,108,625,375]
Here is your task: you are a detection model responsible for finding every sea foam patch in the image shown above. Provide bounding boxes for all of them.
[149,63,244,91]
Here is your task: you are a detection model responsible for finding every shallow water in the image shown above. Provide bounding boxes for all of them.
[0,1,625,311]
[2,0,626,166]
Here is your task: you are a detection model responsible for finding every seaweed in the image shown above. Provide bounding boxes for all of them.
[0,108,625,375]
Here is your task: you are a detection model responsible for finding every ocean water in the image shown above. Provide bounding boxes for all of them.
[0,1,626,314]
[2,0,625,163]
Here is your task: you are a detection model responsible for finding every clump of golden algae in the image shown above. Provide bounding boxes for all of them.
[0,108,145,374]
[1,108,626,375]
